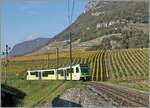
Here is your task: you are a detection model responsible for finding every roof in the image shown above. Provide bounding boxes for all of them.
[1,84,26,98]
[27,64,88,72]
[27,68,56,72]
[31,68,56,70]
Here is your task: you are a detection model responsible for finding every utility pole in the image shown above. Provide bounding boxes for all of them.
[67,0,74,80]
[56,48,59,80]
[47,53,50,68]
[56,48,59,68]
[3,44,11,84]
[69,32,73,80]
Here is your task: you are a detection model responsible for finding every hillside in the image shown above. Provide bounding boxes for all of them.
[31,0,148,54]
[54,0,148,41]
[9,38,50,56]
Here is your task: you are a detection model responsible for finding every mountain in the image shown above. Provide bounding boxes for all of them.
[30,0,149,55]
[54,0,148,41]
[9,38,50,56]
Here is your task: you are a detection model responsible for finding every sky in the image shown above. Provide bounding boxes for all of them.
[1,0,87,50]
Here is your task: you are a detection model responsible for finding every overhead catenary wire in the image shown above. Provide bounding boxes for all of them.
[70,0,75,23]
[67,0,70,24]
[67,0,75,80]
[67,0,75,25]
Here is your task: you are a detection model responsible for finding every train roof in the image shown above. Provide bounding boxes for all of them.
[28,68,56,72]
[27,64,88,72]
[32,68,56,70]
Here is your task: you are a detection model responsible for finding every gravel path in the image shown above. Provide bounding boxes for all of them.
[45,85,121,107]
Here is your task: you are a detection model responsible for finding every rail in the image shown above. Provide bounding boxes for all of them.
[86,82,148,107]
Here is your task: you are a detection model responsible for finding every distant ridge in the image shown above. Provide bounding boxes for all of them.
[9,38,50,56]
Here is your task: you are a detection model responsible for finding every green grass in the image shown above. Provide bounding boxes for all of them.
[4,75,83,107]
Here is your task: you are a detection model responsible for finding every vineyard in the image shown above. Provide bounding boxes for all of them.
[88,48,148,81]
[2,48,148,82]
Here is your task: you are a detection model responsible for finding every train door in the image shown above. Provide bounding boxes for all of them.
[72,66,80,80]
[73,67,76,80]
[38,72,42,80]
[64,69,67,80]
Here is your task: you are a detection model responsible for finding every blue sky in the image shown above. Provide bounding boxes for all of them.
[1,0,87,49]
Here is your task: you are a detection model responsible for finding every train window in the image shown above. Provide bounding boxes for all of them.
[67,68,73,73]
[30,72,38,77]
[58,70,64,76]
[76,67,79,73]
[81,66,88,73]
[30,72,34,75]
[66,71,69,76]
[43,71,54,77]
[43,72,48,77]
[60,72,64,76]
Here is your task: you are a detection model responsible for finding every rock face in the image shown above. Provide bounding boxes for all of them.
[47,86,121,107]
[85,0,105,12]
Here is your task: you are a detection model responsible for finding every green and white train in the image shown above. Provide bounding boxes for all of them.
[26,64,90,80]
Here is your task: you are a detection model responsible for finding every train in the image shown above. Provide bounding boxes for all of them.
[26,64,90,80]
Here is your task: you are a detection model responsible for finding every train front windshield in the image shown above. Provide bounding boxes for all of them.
[80,65,89,73]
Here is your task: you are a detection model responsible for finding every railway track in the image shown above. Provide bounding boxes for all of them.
[86,82,149,107]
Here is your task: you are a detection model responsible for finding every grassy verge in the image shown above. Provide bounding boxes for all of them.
[5,75,83,107]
